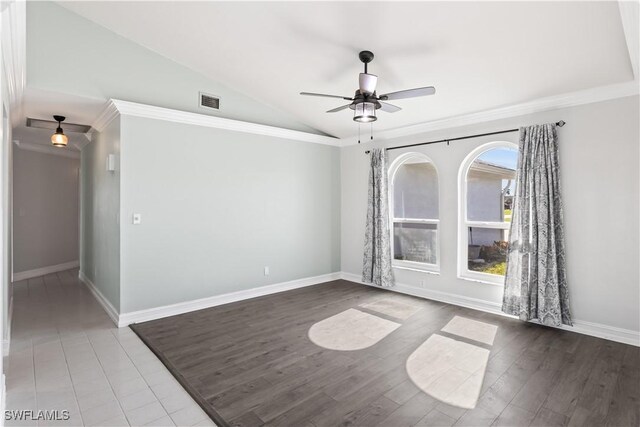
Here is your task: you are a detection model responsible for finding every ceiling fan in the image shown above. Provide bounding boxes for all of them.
[300,50,435,123]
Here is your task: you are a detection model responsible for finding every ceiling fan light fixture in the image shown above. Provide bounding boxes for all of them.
[51,115,68,147]
[353,102,377,123]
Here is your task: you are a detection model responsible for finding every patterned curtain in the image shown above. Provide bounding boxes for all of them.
[503,123,572,326]
[362,148,394,287]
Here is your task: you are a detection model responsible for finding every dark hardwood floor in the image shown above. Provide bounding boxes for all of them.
[131,280,639,427]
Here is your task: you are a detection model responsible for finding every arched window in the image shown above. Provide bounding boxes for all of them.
[458,142,518,284]
[389,153,439,272]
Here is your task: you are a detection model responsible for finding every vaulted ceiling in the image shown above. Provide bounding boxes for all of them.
[25,1,639,141]
[57,1,636,139]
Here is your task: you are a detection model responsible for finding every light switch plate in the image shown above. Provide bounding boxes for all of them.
[133,213,142,225]
[106,154,116,172]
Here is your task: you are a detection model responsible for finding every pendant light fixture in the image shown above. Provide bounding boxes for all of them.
[51,115,68,147]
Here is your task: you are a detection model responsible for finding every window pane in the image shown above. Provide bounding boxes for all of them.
[393,222,437,264]
[467,227,509,276]
[467,148,517,222]
[393,160,438,219]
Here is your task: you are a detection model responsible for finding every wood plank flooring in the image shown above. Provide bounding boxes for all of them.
[130,280,639,427]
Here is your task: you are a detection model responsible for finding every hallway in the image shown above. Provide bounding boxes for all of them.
[4,269,215,426]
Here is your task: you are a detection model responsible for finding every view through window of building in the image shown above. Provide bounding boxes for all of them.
[390,154,439,270]
[464,146,518,277]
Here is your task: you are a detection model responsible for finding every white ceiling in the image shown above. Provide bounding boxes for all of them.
[57,1,634,139]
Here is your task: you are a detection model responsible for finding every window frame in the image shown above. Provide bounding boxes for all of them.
[388,152,441,274]
[457,141,518,286]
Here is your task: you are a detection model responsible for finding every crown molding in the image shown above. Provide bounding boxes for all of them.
[14,140,80,159]
[100,99,340,147]
[71,137,90,151]
[92,99,120,133]
[619,0,639,80]
[342,80,640,146]
[1,0,26,126]
[91,79,638,149]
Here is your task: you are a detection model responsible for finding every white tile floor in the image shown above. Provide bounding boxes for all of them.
[4,269,216,427]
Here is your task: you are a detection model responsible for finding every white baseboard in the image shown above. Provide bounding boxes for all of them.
[340,272,640,347]
[79,267,638,347]
[12,260,79,282]
[569,320,640,347]
[341,272,503,313]
[119,272,341,327]
[83,272,341,328]
[78,271,120,326]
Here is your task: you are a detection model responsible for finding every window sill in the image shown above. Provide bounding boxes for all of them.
[457,275,504,287]
[393,265,440,275]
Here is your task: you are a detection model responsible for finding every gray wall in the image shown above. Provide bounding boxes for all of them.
[13,149,79,273]
[119,116,340,313]
[1,66,11,350]
[81,119,121,311]
[341,95,640,334]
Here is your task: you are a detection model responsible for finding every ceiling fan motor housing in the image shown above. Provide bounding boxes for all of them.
[349,90,382,110]
[359,73,378,95]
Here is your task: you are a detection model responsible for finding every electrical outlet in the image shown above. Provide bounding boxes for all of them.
[264,266,270,276]
[133,213,142,225]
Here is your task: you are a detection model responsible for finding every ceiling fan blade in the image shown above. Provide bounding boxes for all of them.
[379,86,436,101]
[326,104,351,113]
[359,73,378,95]
[379,102,402,113]
[300,92,353,100]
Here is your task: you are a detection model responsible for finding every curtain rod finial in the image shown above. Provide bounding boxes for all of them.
[557,120,566,127]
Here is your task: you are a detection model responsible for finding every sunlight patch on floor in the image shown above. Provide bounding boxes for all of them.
[308,308,401,351]
[441,315,498,345]
[406,334,490,409]
[359,297,423,320]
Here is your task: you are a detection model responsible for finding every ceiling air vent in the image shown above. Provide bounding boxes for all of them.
[199,92,220,110]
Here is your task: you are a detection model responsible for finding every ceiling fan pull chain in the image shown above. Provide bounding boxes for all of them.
[358,124,361,144]
[370,123,373,141]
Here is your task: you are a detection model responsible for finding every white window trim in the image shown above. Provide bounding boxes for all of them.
[457,141,517,286]
[388,152,440,273]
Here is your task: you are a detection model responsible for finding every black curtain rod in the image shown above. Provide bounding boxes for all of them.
[364,120,566,154]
